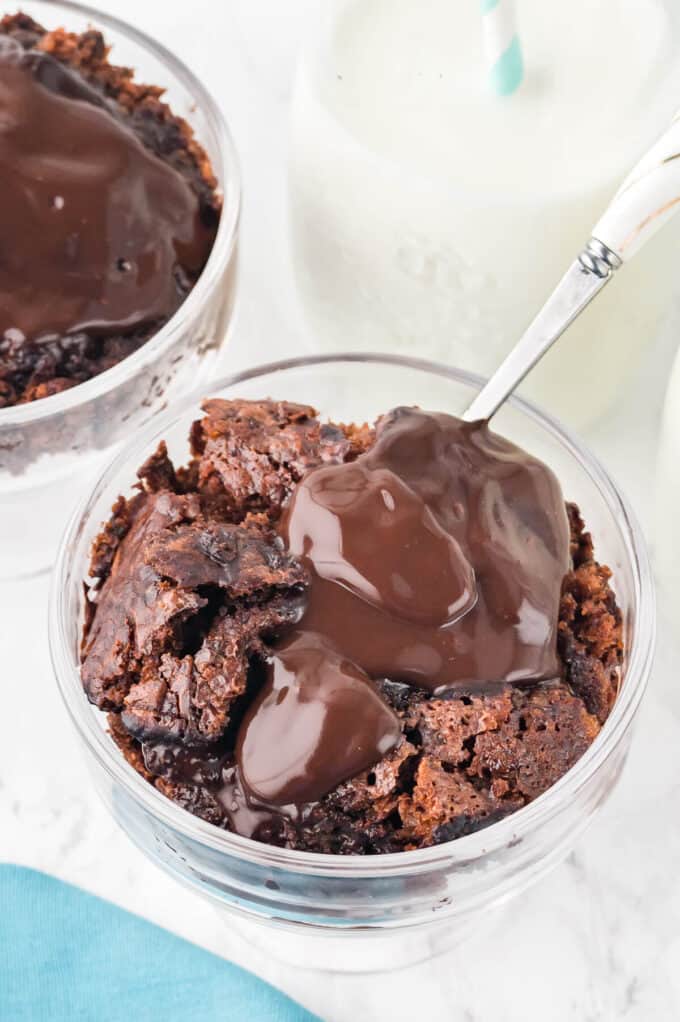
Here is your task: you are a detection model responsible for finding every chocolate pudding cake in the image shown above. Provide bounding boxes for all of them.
[80,399,623,854]
[0,12,220,408]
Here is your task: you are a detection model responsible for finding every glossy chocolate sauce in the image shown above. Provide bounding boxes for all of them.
[278,407,571,692]
[0,37,214,343]
[237,633,401,806]
[144,633,403,834]
[226,406,571,817]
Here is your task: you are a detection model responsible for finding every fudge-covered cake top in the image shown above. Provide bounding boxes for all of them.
[0,12,220,407]
[81,399,622,854]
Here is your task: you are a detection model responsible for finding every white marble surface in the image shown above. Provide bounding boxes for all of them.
[2,2,680,1019]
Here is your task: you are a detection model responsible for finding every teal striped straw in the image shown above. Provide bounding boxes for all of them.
[480,0,524,97]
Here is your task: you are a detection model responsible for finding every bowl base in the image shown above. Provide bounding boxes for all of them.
[215,902,503,973]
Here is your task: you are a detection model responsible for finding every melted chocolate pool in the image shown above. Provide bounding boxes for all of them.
[0,36,214,343]
[234,407,570,811]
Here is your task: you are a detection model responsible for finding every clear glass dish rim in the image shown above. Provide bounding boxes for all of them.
[49,353,656,879]
[0,0,241,429]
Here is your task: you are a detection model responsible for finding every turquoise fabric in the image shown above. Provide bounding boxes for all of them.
[0,865,318,1022]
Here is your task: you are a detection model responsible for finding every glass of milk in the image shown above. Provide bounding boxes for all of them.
[656,351,680,603]
[288,0,680,426]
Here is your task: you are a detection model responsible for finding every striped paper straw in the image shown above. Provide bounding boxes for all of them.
[480,0,524,97]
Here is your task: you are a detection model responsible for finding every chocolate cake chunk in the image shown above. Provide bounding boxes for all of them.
[82,484,306,729]
[192,399,373,517]
[82,399,623,854]
[468,685,600,800]
[558,505,622,723]
[121,596,306,743]
[0,12,220,408]
[398,757,519,845]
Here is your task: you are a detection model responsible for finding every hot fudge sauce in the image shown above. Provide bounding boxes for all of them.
[0,37,213,341]
[278,407,570,692]
[0,13,219,407]
[237,633,401,806]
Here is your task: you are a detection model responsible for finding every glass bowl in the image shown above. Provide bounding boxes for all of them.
[0,0,241,579]
[50,354,655,973]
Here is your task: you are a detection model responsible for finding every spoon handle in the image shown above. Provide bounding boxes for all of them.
[593,114,680,261]
[462,245,618,422]
[463,115,680,422]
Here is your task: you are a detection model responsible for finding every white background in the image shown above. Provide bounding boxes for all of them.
[2,3,680,1020]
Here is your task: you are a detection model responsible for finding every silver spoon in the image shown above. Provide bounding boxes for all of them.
[463,114,680,422]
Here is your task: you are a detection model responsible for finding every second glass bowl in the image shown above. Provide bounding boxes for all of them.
[0,0,241,578]
[50,354,654,972]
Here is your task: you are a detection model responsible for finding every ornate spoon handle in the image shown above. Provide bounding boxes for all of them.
[463,115,680,422]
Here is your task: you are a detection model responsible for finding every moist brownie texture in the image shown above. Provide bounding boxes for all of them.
[0,12,220,408]
[81,400,623,854]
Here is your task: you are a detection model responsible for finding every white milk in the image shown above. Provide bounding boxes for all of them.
[656,351,680,600]
[288,0,680,425]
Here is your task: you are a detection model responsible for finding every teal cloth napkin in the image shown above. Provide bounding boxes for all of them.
[0,865,318,1022]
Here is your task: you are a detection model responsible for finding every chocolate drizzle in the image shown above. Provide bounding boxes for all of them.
[0,37,214,344]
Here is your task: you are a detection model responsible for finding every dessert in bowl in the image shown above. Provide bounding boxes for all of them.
[51,355,654,970]
[0,3,240,577]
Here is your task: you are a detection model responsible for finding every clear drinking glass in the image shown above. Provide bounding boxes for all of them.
[50,355,655,973]
[0,0,241,578]
[288,1,680,429]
